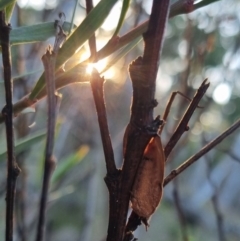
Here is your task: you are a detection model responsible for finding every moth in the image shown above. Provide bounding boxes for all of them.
[130,135,165,228]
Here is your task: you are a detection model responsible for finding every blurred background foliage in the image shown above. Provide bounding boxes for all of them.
[0,0,240,240]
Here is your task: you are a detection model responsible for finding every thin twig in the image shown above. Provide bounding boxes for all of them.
[86,0,116,175]
[158,91,202,135]
[164,118,240,186]
[15,6,29,241]
[0,11,21,241]
[90,69,117,175]
[35,47,57,241]
[164,79,210,160]
[35,17,65,241]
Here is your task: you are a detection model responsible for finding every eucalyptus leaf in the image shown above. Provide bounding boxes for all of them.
[112,0,131,37]
[10,22,75,45]
[0,130,46,162]
[0,0,15,10]
[5,1,16,21]
[194,0,220,9]
[0,69,43,83]
[100,36,142,74]
[20,107,35,114]
[51,145,89,184]
[29,0,118,99]
[56,0,118,68]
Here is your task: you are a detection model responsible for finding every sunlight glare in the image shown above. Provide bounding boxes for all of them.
[86,59,108,74]
[79,51,90,63]
[101,1,122,31]
[86,64,94,74]
[103,68,116,79]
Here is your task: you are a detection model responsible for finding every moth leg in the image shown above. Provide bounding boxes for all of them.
[141,217,150,231]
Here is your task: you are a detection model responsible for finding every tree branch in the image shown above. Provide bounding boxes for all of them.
[35,47,58,241]
[164,79,210,160]
[86,0,117,175]
[164,118,240,186]
[0,11,21,241]
[90,69,117,175]
[110,1,171,240]
[142,0,170,81]
[35,17,65,241]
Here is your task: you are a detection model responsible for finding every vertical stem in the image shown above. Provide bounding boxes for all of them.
[142,0,170,84]
[15,6,29,240]
[35,19,65,241]
[0,11,21,241]
[90,70,117,174]
[35,49,57,241]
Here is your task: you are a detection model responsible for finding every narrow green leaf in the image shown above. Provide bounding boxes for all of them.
[69,0,78,33]
[20,107,35,114]
[29,0,118,100]
[194,0,220,9]
[56,0,118,68]
[0,69,43,83]
[0,0,15,10]
[170,0,221,17]
[51,145,89,184]
[49,185,75,202]
[10,22,74,45]
[5,1,16,21]
[0,130,46,161]
[112,0,131,37]
[100,36,141,74]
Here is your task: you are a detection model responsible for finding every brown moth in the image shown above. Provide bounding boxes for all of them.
[130,135,165,228]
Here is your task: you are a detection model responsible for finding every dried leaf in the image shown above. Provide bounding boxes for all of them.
[131,135,165,228]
